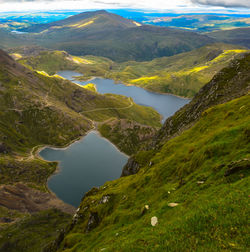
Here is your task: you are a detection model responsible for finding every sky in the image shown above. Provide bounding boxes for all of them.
[0,0,249,13]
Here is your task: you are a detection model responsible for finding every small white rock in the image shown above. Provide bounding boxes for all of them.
[151,216,158,226]
[168,203,179,207]
[197,181,204,184]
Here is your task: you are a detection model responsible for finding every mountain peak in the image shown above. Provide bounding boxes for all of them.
[21,9,139,33]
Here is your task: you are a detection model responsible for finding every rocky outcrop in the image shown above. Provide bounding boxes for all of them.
[154,53,250,147]
[122,53,250,176]
[0,142,10,154]
[0,183,75,214]
[121,157,140,176]
[99,118,158,155]
[224,159,250,177]
[85,212,100,232]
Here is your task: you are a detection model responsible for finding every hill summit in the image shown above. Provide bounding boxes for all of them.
[21,10,140,34]
[18,10,214,62]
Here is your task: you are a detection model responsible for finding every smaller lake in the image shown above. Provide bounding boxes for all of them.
[40,131,128,207]
[57,70,189,122]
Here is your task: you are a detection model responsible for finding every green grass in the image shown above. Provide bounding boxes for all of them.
[16,43,248,98]
[52,94,250,251]
[0,49,160,189]
[0,209,71,252]
[207,27,250,49]
[1,11,215,62]
[106,43,249,97]
[98,119,158,155]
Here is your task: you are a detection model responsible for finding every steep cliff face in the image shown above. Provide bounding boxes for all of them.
[46,53,250,251]
[154,52,250,146]
[122,53,250,176]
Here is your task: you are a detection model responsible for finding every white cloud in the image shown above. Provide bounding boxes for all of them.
[191,0,250,8]
[0,0,249,12]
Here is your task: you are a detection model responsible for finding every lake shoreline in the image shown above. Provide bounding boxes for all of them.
[75,75,191,100]
[33,126,95,207]
[37,128,129,207]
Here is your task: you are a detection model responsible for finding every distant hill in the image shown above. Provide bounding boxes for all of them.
[0,29,33,49]
[11,43,248,98]
[21,10,139,33]
[207,27,250,48]
[106,43,249,97]
[17,10,215,62]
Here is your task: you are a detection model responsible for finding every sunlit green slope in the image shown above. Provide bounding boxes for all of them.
[46,53,250,252]
[106,43,249,97]
[0,49,160,188]
[11,43,249,98]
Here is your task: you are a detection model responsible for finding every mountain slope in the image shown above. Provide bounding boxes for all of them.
[207,27,250,49]
[37,25,214,62]
[13,10,215,62]
[0,48,160,220]
[10,43,248,98]
[106,43,248,97]
[0,29,32,49]
[21,10,139,33]
[46,54,250,252]
[0,48,162,251]
[123,52,250,176]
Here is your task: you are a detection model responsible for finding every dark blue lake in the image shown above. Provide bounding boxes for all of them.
[40,131,128,207]
[40,71,189,207]
[57,70,189,122]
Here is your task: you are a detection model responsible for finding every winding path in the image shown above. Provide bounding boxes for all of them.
[80,97,133,114]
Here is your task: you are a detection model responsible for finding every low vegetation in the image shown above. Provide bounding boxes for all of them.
[0,209,72,252]
[0,49,160,251]
[14,43,249,98]
[49,92,250,252]
[1,10,215,62]
[106,44,249,97]
[207,27,250,49]
[99,119,158,155]
[44,53,250,251]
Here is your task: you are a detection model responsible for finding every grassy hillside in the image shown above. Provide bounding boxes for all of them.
[207,27,250,49]
[11,10,214,62]
[105,43,249,97]
[152,52,250,148]
[98,119,158,155]
[46,81,250,251]
[11,43,248,98]
[9,48,113,77]
[0,209,71,252]
[0,29,33,49]
[0,48,161,251]
[20,10,139,33]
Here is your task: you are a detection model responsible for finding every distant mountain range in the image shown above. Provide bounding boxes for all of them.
[9,10,213,61]
[1,10,249,62]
